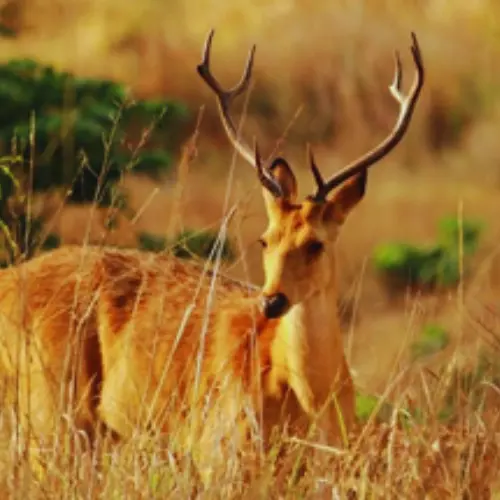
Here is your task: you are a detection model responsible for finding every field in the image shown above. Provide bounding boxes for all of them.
[1,0,500,497]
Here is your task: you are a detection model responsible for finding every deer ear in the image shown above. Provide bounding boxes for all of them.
[322,170,367,225]
[262,158,297,219]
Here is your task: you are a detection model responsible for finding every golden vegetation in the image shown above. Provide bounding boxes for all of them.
[0,0,500,496]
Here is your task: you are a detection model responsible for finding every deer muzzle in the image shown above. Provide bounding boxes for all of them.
[261,292,290,319]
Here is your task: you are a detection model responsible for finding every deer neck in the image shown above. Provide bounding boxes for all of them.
[284,282,344,359]
[275,280,348,411]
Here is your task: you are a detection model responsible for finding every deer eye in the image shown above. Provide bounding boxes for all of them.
[258,237,268,249]
[305,240,324,257]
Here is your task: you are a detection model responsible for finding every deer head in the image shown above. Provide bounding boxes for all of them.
[197,30,424,319]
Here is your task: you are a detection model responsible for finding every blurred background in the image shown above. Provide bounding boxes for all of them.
[1,0,500,397]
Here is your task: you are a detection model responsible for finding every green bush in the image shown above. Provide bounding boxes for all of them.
[137,232,168,253]
[0,54,190,263]
[0,58,188,205]
[172,229,235,262]
[138,229,236,263]
[410,324,449,361]
[355,392,386,423]
[373,216,483,292]
[355,391,399,425]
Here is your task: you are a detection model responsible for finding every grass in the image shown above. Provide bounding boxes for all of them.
[0,165,498,497]
[0,0,499,497]
[0,361,499,497]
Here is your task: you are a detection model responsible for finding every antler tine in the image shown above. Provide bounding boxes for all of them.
[307,143,325,193]
[254,139,283,197]
[310,32,425,202]
[197,29,283,198]
[390,49,403,97]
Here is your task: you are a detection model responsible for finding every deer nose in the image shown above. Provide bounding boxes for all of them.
[262,293,290,319]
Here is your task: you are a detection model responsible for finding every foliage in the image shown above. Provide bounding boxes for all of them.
[0,58,188,206]
[355,392,392,423]
[172,229,235,262]
[373,216,483,292]
[137,229,236,263]
[137,232,168,253]
[410,323,449,361]
[0,54,191,263]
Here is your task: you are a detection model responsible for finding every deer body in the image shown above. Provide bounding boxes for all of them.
[0,245,351,449]
[0,29,424,472]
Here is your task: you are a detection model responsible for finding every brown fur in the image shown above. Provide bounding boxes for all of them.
[0,171,364,473]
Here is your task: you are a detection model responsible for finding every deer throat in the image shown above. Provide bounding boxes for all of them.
[275,288,347,413]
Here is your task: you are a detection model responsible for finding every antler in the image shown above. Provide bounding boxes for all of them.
[197,29,283,198]
[309,32,425,202]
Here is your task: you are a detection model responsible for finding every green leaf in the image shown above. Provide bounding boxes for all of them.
[0,55,190,253]
[137,232,168,253]
[438,216,483,254]
[172,229,235,262]
[355,393,380,422]
[355,392,393,423]
[73,78,128,105]
[373,216,483,292]
[131,150,172,177]
[411,324,449,361]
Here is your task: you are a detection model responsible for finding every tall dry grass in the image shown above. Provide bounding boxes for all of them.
[0,406,498,498]
[0,0,500,497]
[0,238,499,497]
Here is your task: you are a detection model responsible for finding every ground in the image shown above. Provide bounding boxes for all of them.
[1,0,500,495]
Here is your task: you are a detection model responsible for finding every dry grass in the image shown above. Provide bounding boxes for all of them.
[1,172,500,497]
[1,292,500,499]
[0,416,498,498]
[0,0,500,497]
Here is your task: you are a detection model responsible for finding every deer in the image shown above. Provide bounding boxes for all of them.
[0,30,424,479]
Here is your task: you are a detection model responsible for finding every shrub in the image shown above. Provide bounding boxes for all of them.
[138,229,236,263]
[410,323,449,361]
[0,54,190,263]
[0,59,188,205]
[355,392,389,423]
[172,229,235,262]
[373,216,483,292]
[137,232,168,253]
